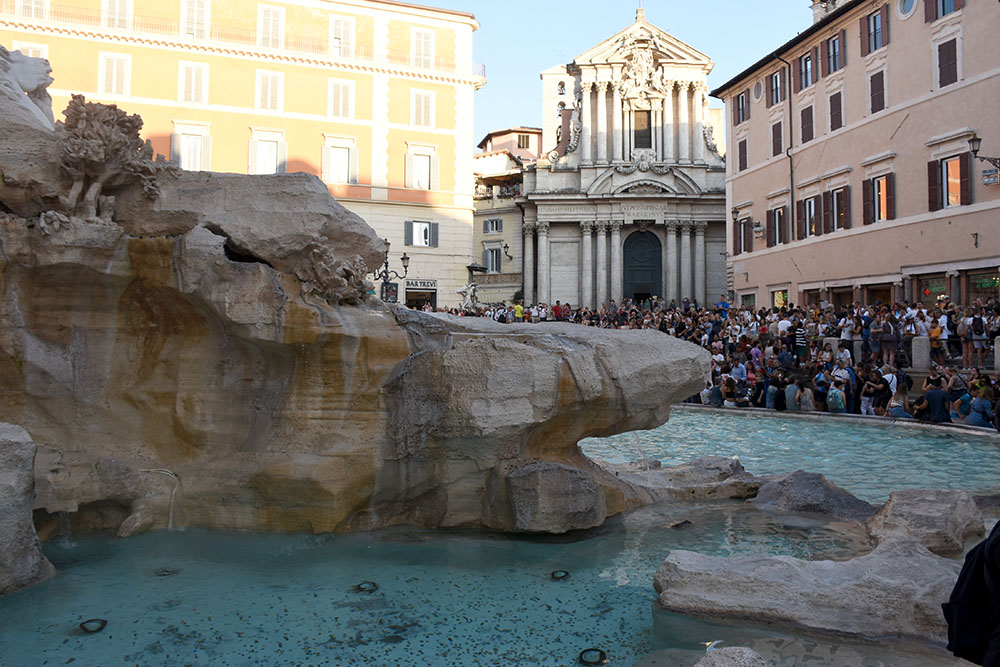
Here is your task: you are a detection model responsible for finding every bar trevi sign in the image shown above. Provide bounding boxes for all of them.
[406,279,437,289]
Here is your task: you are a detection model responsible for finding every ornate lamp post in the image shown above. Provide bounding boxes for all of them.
[969,135,1000,169]
[373,238,409,303]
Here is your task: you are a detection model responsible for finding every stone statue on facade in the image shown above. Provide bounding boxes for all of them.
[0,45,55,130]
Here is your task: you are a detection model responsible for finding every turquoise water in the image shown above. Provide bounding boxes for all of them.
[1,505,868,667]
[581,408,1000,503]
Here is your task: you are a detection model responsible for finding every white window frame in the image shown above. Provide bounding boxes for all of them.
[411,27,434,69]
[178,61,209,104]
[257,4,285,49]
[181,0,211,40]
[769,71,782,106]
[327,78,354,119]
[483,244,502,274]
[11,41,48,59]
[941,155,962,208]
[102,0,133,30]
[321,134,358,185]
[410,89,435,128]
[170,121,211,171]
[873,174,891,222]
[868,11,885,52]
[736,91,748,124]
[803,196,818,238]
[831,186,848,232]
[255,70,284,112]
[329,15,355,58]
[405,143,437,191]
[799,52,814,89]
[98,52,131,97]
[15,0,48,19]
[484,218,503,234]
[248,127,286,175]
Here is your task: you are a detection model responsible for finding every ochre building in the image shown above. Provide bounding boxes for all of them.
[1,0,484,308]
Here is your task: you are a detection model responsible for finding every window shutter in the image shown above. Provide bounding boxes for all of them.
[781,206,789,244]
[404,153,414,188]
[863,178,873,225]
[860,16,871,57]
[925,0,937,22]
[482,219,488,234]
[277,141,288,174]
[170,133,181,164]
[823,191,833,234]
[928,160,942,211]
[404,220,413,246]
[497,219,503,233]
[431,155,440,191]
[954,0,964,8]
[821,40,829,78]
[321,145,333,182]
[939,39,957,87]
[201,136,212,171]
[830,92,842,131]
[801,106,813,143]
[959,151,972,205]
[248,139,258,175]
[732,95,739,126]
[840,30,847,67]
[733,219,742,256]
[738,139,747,171]
[842,186,852,229]
[766,209,776,248]
[796,200,806,240]
[881,5,890,45]
[870,71,885,113]
[794,57,802,93]
[813,46,820,79]
[772,122,782,157]
[429,222,439,248]
[780,68,786,100]
[483,248,489,266]
[886,173,896,220]
[744,88,750,120]
[766,74,773,109]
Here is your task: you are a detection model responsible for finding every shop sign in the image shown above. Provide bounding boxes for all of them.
[406,279,437,289]
[983,168,999,186]
[381,282,399,303]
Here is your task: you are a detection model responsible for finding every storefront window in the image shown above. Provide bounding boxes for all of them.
[740,293,756,308]
[918,275,947,303]
[772,290,788,308]
[968,271,1000,304]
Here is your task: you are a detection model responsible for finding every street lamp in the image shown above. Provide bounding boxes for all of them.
[969,134,1000,169]
[502,243,513,260]
[373,238,409,303]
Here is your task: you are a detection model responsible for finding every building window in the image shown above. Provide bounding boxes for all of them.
[405,220,438,248]
[766,206,788,247]
[870,71,886,114]
[181,0,209,39]
[103,0,132,29]
[170,122,211,171]
[255,71,283,111]
[178,62,208,104]
[557,102,566,119]
[517,134,530,150]
[863,173,895,224]
[829,92,843,131]
[411,90,434,128]
[800,106,814,144]
[933,0,958,20]
[826,33,843,74]
[767,70,784,107]
[862,7,890,56]
[16,0,48,19]
[411,28,434,69]
[734,217,753,255]
[830,186,851,231]
[634,110,652,149]
[321,136,357,184]
[257,5,284,49]
[328,79,354,119]
[799,52,814,89]
[484,218,503,234]
[330,16,354,58]
[405,145,438,190]
[738,139,747,172]
[98,53,130,96]
[938,39,958,87]
[11,41,48,59]
[771,122,782,158]
[484,246,502,274]
[248,128,286,175]
[557,81,566,95]
[929,153,971,210]
[798,195,821,238]
[734,89,749,125]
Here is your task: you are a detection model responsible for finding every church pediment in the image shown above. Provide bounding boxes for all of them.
[573,13,713,70]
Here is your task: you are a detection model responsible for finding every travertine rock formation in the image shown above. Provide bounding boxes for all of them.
[694,648,772,667]
[749,470,877,522]
[865,489,984,556]
[0,424,54,595]
[0,84,710,542]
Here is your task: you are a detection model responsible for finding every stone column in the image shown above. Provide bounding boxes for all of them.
[665,222,678,304]
[680,221,692,301]
[612,84,623,162]
[595,221,608,307]
[536,221,550,305]
[693,83,706,163]
[694,221,706,308]
[522,222,535,304]
[596,82,608,163]
[948,271,961,304]
[580,221,594,309]
[610,220,624,304]
[677,82,690,163]
[652,107,660,159]
[624,105,632,160]
[662,82,675,162]
[911,336,931,371]
[903,275,913,303]
[580,82,593,165]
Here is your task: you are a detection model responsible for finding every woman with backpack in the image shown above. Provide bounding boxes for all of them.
[881,313,900,367]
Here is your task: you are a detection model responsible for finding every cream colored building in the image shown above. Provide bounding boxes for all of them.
[520,9,728,310]
[712,0,1000,309]
[0,0,484,308]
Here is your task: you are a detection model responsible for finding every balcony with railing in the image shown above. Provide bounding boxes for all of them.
[0,1,486,80]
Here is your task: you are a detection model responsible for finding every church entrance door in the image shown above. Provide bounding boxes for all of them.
[623,230,662,304]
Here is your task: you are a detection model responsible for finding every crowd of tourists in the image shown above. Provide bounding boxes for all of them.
[459,293,1000,430]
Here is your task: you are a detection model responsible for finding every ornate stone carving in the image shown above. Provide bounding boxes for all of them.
[703,125,720,156]
[665,221,679,232]
[56,95,173,222]
[522,221,537,234]
[535,220,550,234]
[595,220,609,234]
[609,220,624,232]
[0,44,54,130]
[580,220,595,233]
[615,148,672,175]
[692,221,707,233]
[628,184,666,194]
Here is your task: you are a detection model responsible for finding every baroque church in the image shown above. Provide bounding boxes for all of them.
[518,9,728,309]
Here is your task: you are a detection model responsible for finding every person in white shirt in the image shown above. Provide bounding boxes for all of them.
[839,316,854,341]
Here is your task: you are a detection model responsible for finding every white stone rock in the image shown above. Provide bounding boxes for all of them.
[865,489,984,556]
[694,647,772,667]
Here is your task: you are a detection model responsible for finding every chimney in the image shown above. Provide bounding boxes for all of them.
[811,0,838,23]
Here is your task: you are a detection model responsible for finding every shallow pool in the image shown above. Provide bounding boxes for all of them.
[581,407,1000,503]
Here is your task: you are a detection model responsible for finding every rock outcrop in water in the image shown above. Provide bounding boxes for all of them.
[0,53,710,548]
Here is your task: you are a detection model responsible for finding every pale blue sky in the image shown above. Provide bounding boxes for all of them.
[428,0,815,146]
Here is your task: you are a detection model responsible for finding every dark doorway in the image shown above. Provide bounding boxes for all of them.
[623,230,662,303]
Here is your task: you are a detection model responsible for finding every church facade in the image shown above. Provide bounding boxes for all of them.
[519,10,728,309]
